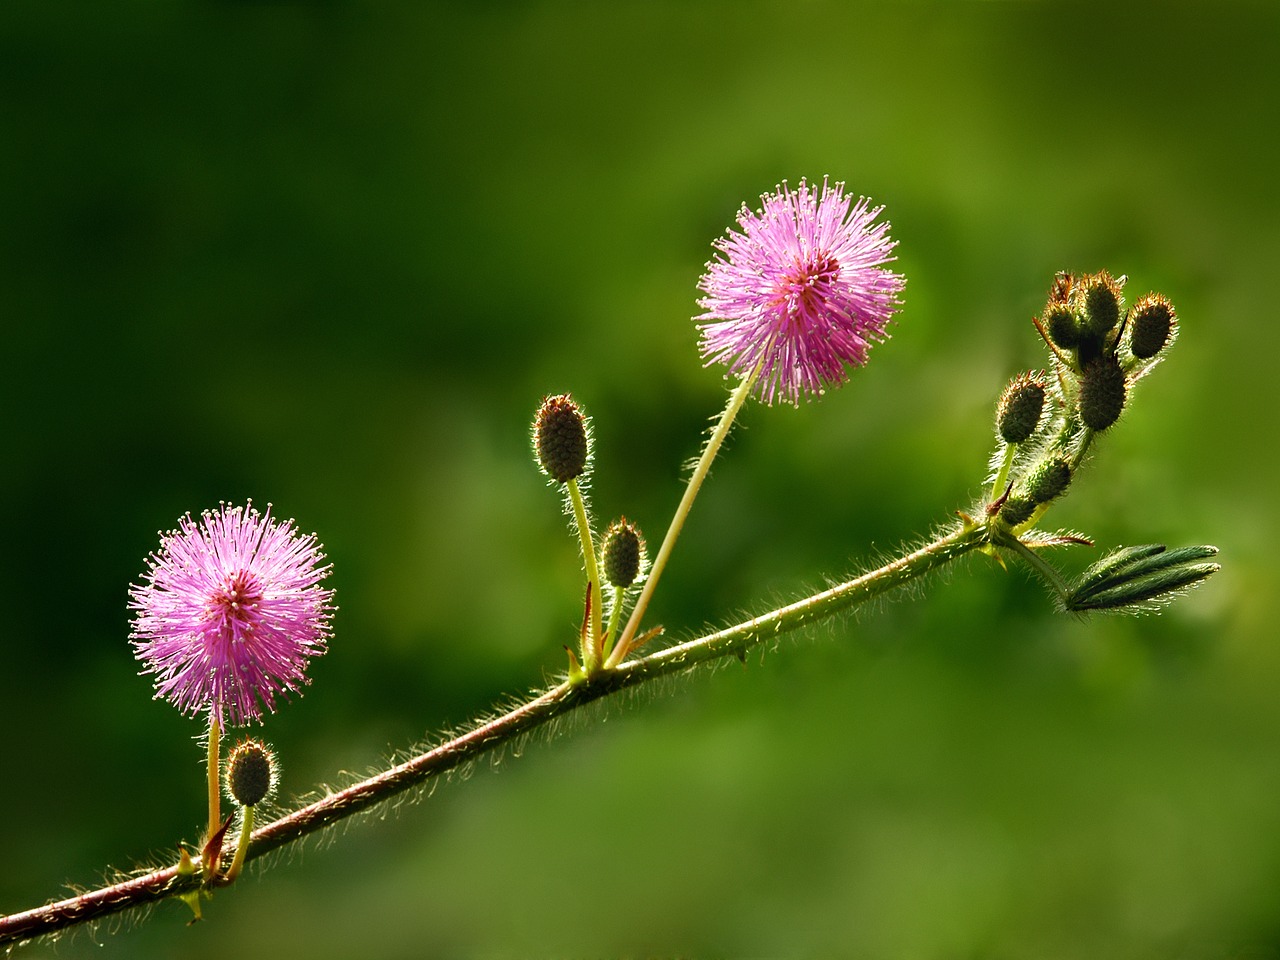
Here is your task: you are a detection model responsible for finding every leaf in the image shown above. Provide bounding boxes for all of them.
[1065,544,1220,613]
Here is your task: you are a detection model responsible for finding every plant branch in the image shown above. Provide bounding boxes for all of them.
[0,519,986,949]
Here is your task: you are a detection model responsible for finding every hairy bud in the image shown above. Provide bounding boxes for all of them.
[999,497,1035,527]
[1026,457,1072,503]
[1079,356,1127,431]
[533,394,590,483]
[997,373,1048,444]
[602,518,646,589]
[1080,271,1123,338]
[1043,303,1079,350]
[1048,271,1075,305]
[1128,294,1176,359]
[227,738,277,807]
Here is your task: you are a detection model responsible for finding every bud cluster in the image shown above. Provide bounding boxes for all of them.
[1037,270,1178,433]
[987,270,1180,534]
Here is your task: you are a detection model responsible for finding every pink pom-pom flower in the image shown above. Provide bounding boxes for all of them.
[129,502,335,727]
[696,177,905,405]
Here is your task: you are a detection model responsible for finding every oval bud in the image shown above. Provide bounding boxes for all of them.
[1128,294,1176,359]
[997,373,1048,444]
[533,394,590,484]
[227,738,277,807]
[999,497,1035,527]
[1026,457,1072,503]
[1079,356,1126,431]
[1080,271,1122,338]
[1044,304,1079,350]
[602,518,646,589]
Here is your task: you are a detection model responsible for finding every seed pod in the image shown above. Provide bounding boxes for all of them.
[602,518,646,589]
[227,738,277,807]
[533,394,589,483]
[1128,294,1176,359]
[1079,356,1126,431]
[1080,271,1122,338]
[1027,457,1072,503]
[997,373,1048,444]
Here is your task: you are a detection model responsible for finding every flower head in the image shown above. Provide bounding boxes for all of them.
[129,502,335,727]
[696,177,905,405]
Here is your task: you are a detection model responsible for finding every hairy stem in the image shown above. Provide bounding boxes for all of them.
[222,807,255,884]
[205,717,220,858]
[609,369,758,667]
[0,519,985,948]
[566,477,602,669]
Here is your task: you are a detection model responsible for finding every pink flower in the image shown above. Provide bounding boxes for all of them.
[696,178,905,405]
[129,502,335,727]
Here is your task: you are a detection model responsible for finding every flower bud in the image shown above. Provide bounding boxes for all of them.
[1026,457,1072,503]
[997,373,1047,444]
[1048,271,1075,306]
[999,497,1035,527]
[1080,271,1122,338]
[1128,294,1176,359]
[1043,304,1079,350]
[602,518,646,589]
[1078,356,1126,431]
[533,394,589,483]
[226,738,277,807]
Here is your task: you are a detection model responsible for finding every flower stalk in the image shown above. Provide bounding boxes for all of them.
[566,477,604,669]
[205,717,221,872]
[608,366,758,667]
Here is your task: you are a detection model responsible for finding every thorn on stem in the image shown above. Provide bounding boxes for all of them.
[986,479,1015,516]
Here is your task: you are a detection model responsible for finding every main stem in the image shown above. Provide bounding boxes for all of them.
[0,519,986,948]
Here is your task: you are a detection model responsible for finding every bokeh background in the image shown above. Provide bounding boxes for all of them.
[3,2,1277,957]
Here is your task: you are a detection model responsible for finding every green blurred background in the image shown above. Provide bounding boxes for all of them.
[2,2,1276,957]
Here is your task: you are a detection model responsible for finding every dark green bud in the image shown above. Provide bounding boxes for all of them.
[533,394,589,483]
[1080,271,1122,338]
[1044,304,1079,349]
[1026,457,1072,503]
[999,497,1035,527]
[602,518,646,588]
[997,373,1048,444]
[1078,356,1126,431]
[1129,294,1176,359]
[227,739,276,807]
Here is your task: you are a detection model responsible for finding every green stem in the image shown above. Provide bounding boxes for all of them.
[602,584,626,660]
[616,519,988,676]
[222,806,256,883]
[206,717,221,846]
[607,370,759,667]
[994,529,1071,601]
[1068,427,1097,473]
[566,477,603,670]
[989,442,1017,502]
